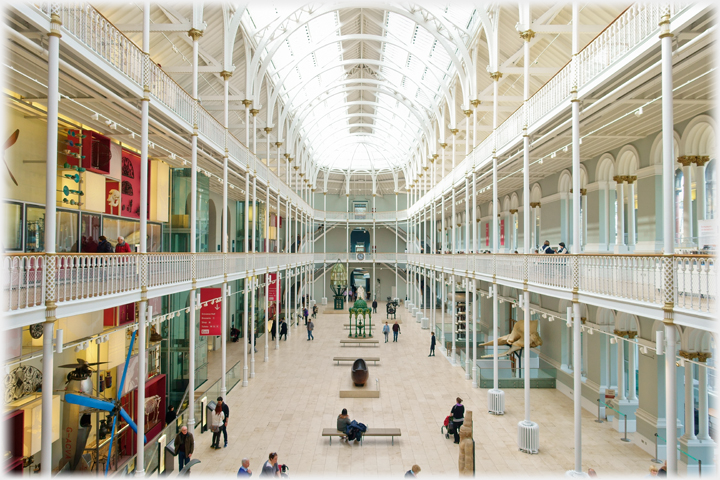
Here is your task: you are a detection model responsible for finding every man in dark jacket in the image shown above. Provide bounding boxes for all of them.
[165,405,177,426]
[392,321,400,342]
[175,425,194,471]
[429,332,436,356]
[217,397,229,447]
[372,299,378,313]
[279,319,288,340]
[97,236,114,253]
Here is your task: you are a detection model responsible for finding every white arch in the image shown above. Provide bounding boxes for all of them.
[615,312,640,337]
[616,145,640,176]
[531,183,542,203]
[558,169,572,193]
[649,130,681,166]
[681,114,716,157]
[510,192,520,210]
[595,153,616,182]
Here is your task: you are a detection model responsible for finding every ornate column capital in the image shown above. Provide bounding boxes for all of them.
[463,109,473,117]
[450,129,459,136]
[530,202,541,209]
[439,143,448,149]
[250,109,260,117]
[275,142,283,147]
[264,127,273,134]
[677,155,694,167]
[489,71,503,82]
[242,99,253,107]
[188,28,204,41]
[519,30,536,42]
[509,209,518,214]
[219,70,233,81]
[470,99,482,107]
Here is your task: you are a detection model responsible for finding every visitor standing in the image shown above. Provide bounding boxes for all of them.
[382,322,390,343]
[237,458,252,477]
[260,453,279,477]
[279,318,288,341]
[429,332,436,356]
[217,396,229,447]
[271,317,277,341]
[115,236,132,253]
[307,319,314,341]
[372,299,378,313]
[209,402,225,449]
[557,242,569,254]
[392,321,400,342]
[97,235,114,253]
[303,307,309,325]
[450,398,465,444]
[176,425,194,471]
[165,405,176,426]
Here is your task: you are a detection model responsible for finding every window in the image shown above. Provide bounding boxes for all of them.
[2,202,23,251]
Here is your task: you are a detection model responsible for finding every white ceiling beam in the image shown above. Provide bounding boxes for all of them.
[530,24,606,34]
[163,66,226,73]
[499,67,562,75]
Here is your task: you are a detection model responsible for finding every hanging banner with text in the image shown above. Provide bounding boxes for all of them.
[268,273,280,302]
[485,223,489,247]
[200,288,222,336]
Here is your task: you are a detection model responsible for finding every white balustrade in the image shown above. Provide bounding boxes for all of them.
[2,255,44,312]
[55,254,140,303]
[148,253,192,287]
[676,256,715,313]
[196,254,224,280]
[495,254,524,282]
[527,254,572,290]
[578,255,664,305]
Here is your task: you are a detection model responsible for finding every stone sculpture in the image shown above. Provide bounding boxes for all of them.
[479,320,542,358]
[351,358,369,386]
[458,410,474,476]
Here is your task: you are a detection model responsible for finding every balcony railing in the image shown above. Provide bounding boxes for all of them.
[1,252,314,320]
[404,252,715,317]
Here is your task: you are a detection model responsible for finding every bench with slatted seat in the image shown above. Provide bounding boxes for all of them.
[340,339,379,347]
[332,357,380,365]
[322,427,401,445]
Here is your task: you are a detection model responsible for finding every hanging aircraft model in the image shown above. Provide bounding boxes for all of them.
[59,331,147,475]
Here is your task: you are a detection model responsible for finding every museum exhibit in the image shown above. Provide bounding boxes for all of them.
[0,1,717,477]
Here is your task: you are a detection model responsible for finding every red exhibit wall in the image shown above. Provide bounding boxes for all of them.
[120,150,140,218]
[105,180,120,216]
[120,375,166,458]
[118,303,136,326]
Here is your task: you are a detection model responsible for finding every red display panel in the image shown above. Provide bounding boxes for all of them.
[120,150,140,218]
[200,288,222,336]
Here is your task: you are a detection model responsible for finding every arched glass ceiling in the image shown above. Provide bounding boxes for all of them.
[241,4,478,174]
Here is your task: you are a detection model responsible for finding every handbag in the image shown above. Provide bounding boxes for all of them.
[210,424,219,433]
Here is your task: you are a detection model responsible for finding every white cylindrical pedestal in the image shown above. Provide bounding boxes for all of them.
[421,317,429,329]
[321,297,327,305]
[488,389,505,415]
[517,420,540,454]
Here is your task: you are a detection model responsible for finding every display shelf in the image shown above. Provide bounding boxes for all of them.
[455,301,466,341]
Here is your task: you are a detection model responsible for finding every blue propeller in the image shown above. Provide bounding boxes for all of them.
[63,330,147,475]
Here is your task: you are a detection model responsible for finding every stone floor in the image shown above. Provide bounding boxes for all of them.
[182,302,655,478]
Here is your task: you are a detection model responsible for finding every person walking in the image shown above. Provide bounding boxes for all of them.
[217,396,229,448]
[97,235,114,253]
[260,452,279,477]
[382,322,390,343]
[405,465,421,477]
[237,458,252,477]
[176,425,194,471]
[372,299,378,313]
[392,321,400,342]
[165,405,176,426]
[303,307,309,325]
[271,316,277,341]
[307,319,314,341]
[279,318,288,341]
[209,402,225,449]
[450,397,465,444]
[429,332,436,356]
[115,236,132,253]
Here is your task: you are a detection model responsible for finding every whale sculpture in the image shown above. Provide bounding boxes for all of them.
[479,319,542,358]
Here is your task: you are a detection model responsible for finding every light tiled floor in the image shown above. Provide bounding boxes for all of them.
[183,302,654,478]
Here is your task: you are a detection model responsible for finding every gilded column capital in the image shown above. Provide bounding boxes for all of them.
[450,129,459,136]
[519,29,536,42]
[275,142,283,147]
[489,71,503,81]
[470,99,481,107]
[463,109,473,117]
[697,352,712,363]
[677,155,694,167]
[219,70,233,81]
[188,28,204,41]
[250,109,260,117]
[242,99,253,107]
[693,155,710,167]
[439,143,448,149]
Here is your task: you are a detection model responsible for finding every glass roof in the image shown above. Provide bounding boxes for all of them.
[241,4,478,174]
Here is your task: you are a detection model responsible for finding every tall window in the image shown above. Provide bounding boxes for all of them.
[707,159,716,220]
[675,169,684,244]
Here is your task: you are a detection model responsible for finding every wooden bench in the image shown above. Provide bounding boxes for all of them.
[322,427,401,445]
[332,357,380,365]
[340,339,379,347]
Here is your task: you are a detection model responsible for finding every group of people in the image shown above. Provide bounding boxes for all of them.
[96,235,132,253]
[238,453,287,477]
[381,321,401,342]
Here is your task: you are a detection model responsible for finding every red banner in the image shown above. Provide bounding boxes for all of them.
[200,288,222,336]
[268,273,280,302]
[485,223,489,247]
[500,219,505,246]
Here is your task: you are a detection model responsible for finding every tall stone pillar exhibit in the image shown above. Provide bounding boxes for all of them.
[458,410,474,476]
